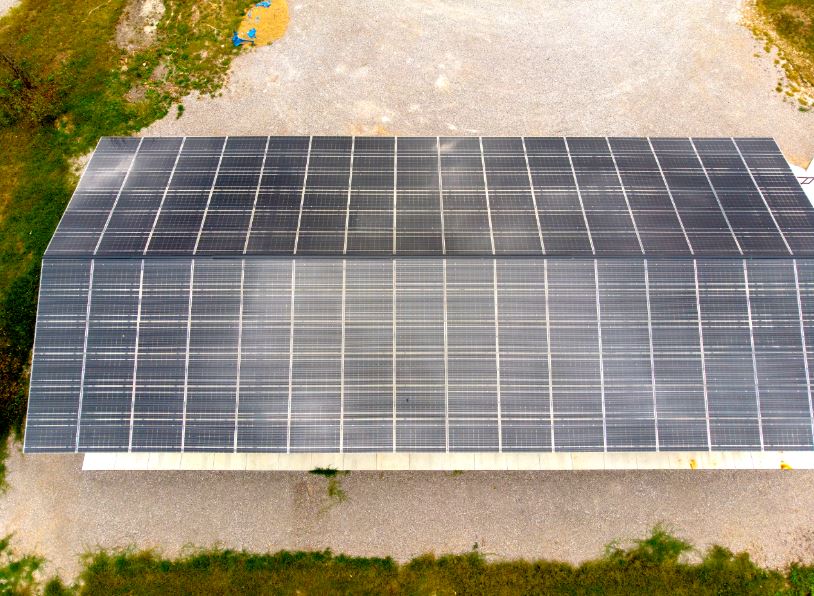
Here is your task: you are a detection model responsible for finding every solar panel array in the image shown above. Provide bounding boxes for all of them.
[24,136,814,454]
[46,135,814,258]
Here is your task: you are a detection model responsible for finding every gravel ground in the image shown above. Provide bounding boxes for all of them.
[1,447,814,580]
[3,0,814,582]
[144,0,814,163]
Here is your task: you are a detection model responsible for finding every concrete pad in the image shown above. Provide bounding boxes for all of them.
[82,449,813,471]
[376,452,409,471]
[634,452,672,470]
[598,452,635,470]
[147,452,183,470]
[407,452,447,471]
[777,451,814,470]
[538,453,574,470]
[179,453,215,470]
[211,453,247,471]
[443,452,476,471]
[694,452,725,470]
[276,453,313,471]
[499,452,540,470]
[571,452,606,470]
[668,451,704,470]
[114,453,151,470]
[309,453,343,470]
[473,452,509,470]
[245,453,280,470]
[715,451,755,470]
[342,453,377,470]
[82,453,118,471]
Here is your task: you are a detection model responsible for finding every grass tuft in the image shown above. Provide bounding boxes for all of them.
[309,467,340,478]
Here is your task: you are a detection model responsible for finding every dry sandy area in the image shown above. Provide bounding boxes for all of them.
[0,0,19,18]
[2,0,814,582]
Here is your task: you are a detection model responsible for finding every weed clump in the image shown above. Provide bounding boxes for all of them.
[309,467,339,478]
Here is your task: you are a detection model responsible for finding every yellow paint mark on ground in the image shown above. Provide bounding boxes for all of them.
[780,461,792,470]
[237,0,289,46]
[689,458,697,470]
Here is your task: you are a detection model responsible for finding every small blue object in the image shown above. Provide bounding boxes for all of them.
[231,31,254,47]
[256,1,271,7]
[247,28,257,38]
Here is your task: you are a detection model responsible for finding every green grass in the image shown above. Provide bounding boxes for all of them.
[753,0,814,102]
[309,467,341,478]
[0,534,44,596]
[0,0,250,485]
[21,528,814,595]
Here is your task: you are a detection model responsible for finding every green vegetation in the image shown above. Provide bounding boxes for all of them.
[5,528,814,595]
[0,535,44,595]
[752,0,814,107]
[309,468,349,503]
[309,467,340,478]
[0,0,250,484]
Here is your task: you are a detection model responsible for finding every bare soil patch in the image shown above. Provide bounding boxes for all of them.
[115,0,165,52]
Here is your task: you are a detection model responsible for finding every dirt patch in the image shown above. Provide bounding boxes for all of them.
[236,0,289,46]
[124,85,147,103]
[116,0,165,53]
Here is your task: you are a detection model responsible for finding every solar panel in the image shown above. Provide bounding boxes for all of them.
[46,136,814,259]
[25,136,814,455]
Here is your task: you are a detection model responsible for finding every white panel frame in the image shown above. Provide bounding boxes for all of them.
[793,260,814,443]
[192,137,229,255]
[74,260,96,452]
[436,136,447,255]
[179,260,195,452]
[605,137,645,254]
[642,260,660,450]
[647,137,694,255]
[688,138,743,255]
[94,137,144,255]
[286,261,297,452]
[342,136,356,255]
[478,137,497,255]
[693,260,713,451]
[127,259,145,452]
[292,137,314,255]
[143,137,186,254]
[593,259,608,451]
[492,259,503,452]
[563,138,596,255]
[243,135,272,254]
[232,259,246,452]
[520,137,546,254]
[742,261,766,451]
[731,137,792,255]
[543,260,555,451]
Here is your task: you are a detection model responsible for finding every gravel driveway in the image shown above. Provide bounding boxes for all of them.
[3,0,814,581]
[144,0,813,164]
[2,447,814,579]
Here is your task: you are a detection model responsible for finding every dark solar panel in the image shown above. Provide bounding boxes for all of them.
[46,136,814,259]
[25,136,814,455]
